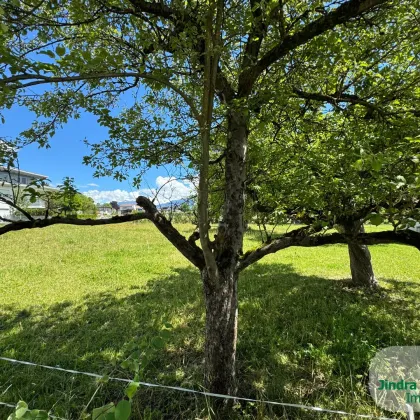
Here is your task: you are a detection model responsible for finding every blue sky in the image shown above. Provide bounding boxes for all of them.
[1,103,194,204]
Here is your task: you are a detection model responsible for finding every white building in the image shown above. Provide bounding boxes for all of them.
[0,167,54,220]
[96,204,113,218]
[119,202,143,215]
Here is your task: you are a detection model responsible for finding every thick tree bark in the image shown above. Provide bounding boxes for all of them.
[201,107,248,404]
[202,268,238,397]
[343,221,378,288]
[217,108,248,266]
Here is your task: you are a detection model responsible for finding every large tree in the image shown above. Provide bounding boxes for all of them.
[1,0,419,403]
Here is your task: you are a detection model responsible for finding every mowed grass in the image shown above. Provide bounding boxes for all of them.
[0,222,419,419]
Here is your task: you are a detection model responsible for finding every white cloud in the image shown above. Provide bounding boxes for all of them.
[83,176,195,204]
[83,189,139,203]
[78,182,100,189]
[144,176,194,203]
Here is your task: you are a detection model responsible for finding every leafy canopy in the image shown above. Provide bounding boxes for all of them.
[0,0,419,226]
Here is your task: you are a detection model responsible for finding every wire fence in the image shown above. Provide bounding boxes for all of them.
[1,356,411,420]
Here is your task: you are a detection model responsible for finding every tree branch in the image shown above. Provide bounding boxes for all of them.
[292,87,380,113]
[239,0,266,92]
[2,71,200,122]
[0,195,34,221]
[196,0,224,280]
[136,196,205,269]
[0,213,150,236]
[215,67,236,103]
[0,196,205,270]
[127,0,178,20]
[0,72,145,89]
[0,216,15,223]
[238,228,420,271]
[209,150,226,165]
[240,0,389,96]
[113,0,236,103]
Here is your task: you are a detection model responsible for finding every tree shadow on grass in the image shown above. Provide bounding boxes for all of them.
[1,263,418,419]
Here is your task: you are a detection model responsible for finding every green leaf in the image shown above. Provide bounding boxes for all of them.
[151,336,165,349]
[371,159,382,172]
[369,214,383,226]
[15,401,28,419]
[30,410,48,420]
[115,400,131,420]
[125,381,139,399]
[55,45,66,57]
[406,136,420,143]
[81,50,91,61]
[160,330,171,339]
[92,403,115,420]
[353,159,363,171]
[39,50,55,59]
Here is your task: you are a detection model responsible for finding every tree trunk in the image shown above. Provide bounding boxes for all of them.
[344,222,378,288]
[200,107,247,406]
[202,268,238,397]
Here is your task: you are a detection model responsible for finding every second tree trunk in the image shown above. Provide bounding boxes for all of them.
[344,222,378,288]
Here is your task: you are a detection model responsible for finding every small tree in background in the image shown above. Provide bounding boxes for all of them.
[56,177,79,216]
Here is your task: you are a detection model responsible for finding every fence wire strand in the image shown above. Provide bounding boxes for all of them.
[0,356,406,419]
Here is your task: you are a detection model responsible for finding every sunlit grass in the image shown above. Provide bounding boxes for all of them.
[0,222,419,418]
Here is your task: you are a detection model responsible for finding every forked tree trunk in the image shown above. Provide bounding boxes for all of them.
[202,268,238,397]
[344,222,378,288]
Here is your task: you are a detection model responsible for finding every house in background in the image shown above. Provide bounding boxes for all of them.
[116,200,190,216]
[116,201,183,215]
[96,204,113,218]
[0,166,55,220]
[119,202,143,215]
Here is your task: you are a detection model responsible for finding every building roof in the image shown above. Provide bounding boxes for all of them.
[0,166,48,179]
[0,181,58,191]
[119,203,140,209]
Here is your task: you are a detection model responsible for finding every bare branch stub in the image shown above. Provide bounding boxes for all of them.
[136,196,205,269]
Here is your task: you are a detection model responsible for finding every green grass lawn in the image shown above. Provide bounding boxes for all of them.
[0,222,419,419]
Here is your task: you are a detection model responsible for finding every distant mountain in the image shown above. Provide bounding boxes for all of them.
[117,201,136,206]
